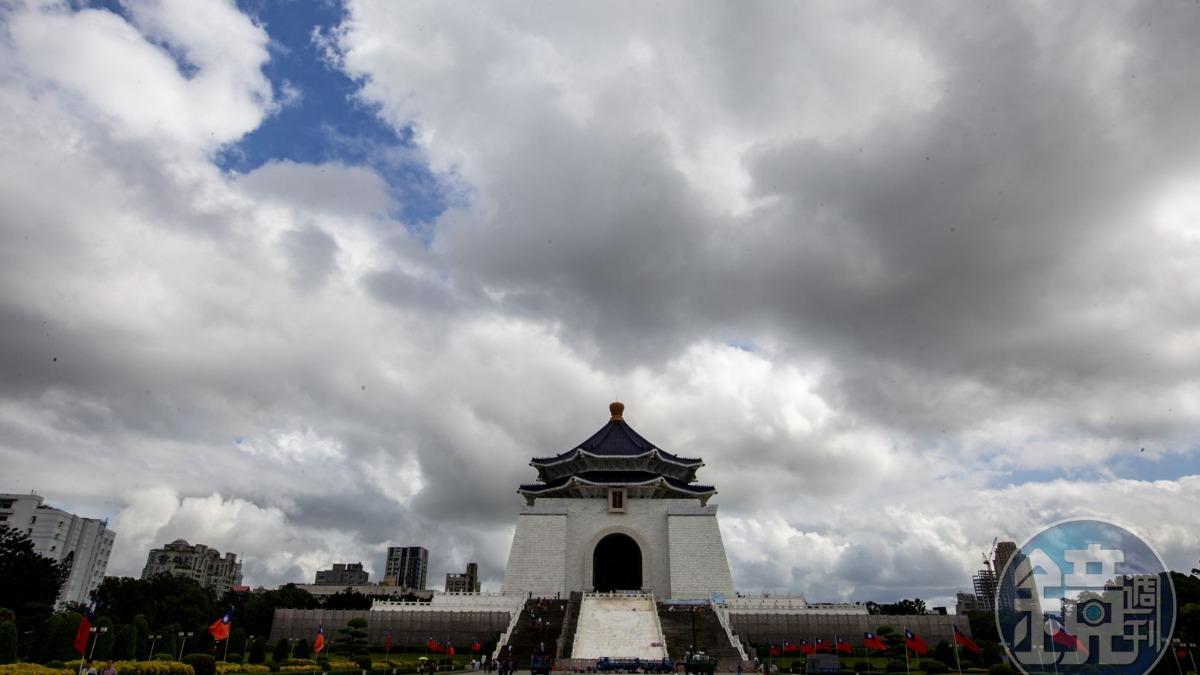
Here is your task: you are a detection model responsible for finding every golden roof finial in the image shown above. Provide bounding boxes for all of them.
[609,401,625,421]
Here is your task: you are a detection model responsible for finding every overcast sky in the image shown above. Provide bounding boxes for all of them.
[2,0,1200,609]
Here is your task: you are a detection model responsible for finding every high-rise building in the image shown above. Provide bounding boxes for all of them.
[141,539,243,594]
[384,546,428,590]
[0,493,115,606]
[445,562,481,593]
[315,562,369,585]
[993,541,1017,575]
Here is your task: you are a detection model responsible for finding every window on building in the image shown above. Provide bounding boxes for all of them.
[609,488,626,512]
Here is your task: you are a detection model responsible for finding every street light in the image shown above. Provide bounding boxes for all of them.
[148,633,163,661]
[88,626,109,661]
[178,631,194,660]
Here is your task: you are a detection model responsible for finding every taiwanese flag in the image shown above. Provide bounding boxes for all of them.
[904,629,928,656]
[73,602,96,655]
[1046,619,1088,658]
[209,608,233,641]
[783,641,798,654]
[447,643,456,658]
[427,637,437,652]
[814,638,829,653]
[769,644,782,657]
[953,626,981,655]
[799,640,815,655]
[385,632,393,652]
[863,632,887,652]
[836,638,852,655]
[313,625,326,655]
[472,641,482,654]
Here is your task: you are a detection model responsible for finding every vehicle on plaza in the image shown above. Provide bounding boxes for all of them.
[595,657,643,673]
[684,652,718,675]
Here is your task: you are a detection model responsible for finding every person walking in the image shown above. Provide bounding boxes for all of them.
[100,661,118,675]
[82,660,98,675]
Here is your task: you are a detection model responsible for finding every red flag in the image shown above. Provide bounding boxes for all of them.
[209,608,233,641]
[1047,619,1088,657]
[385,632,393,651]
[836,638,852,654]
[904,629,928,656]
[800,640,815,655]
[313,625,326,655]
[73,604,95,655]
[814,638,829,653]
[863,632,887,652]
[953,626,981,654]
[769,644,781,657]
[472,641,482,653]
[447,644,456,658]
[783,641,798,654]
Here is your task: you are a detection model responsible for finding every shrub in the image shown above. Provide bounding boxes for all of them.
[45,664,66,670]
[0,665,73,675]
[248,640,266,665]
[853,662,871,673]
[988,665,1013,675]
[273,641,291,663]
[885,661,907,673]
[0,621,16,665]
[156,654,177,661]
[216,664,268,674]
[267,664,279,674]
[183,654,216,675]
[316,659,331,671]
[354,657,372,671]
[924,660,949,674]
[62,660,194,675]
[221,655,243,665]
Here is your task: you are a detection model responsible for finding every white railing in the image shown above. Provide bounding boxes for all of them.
[491,607,524,661]
[710,600,749,661]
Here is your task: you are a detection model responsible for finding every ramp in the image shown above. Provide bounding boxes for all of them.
[571,593,667,660]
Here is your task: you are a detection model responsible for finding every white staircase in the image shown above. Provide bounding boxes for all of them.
[571,593,668,660]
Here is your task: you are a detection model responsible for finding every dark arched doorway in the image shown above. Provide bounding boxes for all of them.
[593,533,642,591]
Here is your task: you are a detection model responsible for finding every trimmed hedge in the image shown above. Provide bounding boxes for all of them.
[183,655,216,675]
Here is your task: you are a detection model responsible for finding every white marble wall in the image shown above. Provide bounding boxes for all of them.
[500,497,737,600]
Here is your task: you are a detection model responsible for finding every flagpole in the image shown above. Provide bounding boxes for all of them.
[223,638,230,663]
[950,627,962,675]
[1047,622,1058,675]
[904,643,909,675]
[1171,641,1183,675]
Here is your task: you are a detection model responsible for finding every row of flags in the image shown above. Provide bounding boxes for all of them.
[767,626,983,658]
[424,637,483,654]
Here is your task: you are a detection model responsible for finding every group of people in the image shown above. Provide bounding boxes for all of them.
[80,660,118,675]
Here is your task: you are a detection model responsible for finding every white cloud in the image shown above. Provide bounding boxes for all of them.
[1,0,1198,598]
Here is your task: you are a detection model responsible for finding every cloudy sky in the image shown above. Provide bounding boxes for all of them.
[3,0,1200,609]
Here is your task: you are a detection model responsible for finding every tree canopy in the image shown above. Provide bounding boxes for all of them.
[0,526,70,613]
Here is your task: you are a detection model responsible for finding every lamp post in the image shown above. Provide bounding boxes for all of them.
[690,607,698,654]
[178,631,194,660]
[148,633,163,661]
[89,626,109,661]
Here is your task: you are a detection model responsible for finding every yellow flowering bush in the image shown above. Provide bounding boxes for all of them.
[57,662,194,675]
[279,667,318,672]
[0,664,74,675]
[220,666,269,674]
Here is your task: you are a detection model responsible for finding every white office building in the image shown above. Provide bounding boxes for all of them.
[0,492,116,606]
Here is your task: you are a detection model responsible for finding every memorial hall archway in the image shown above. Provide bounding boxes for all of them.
[592,532,642,591]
